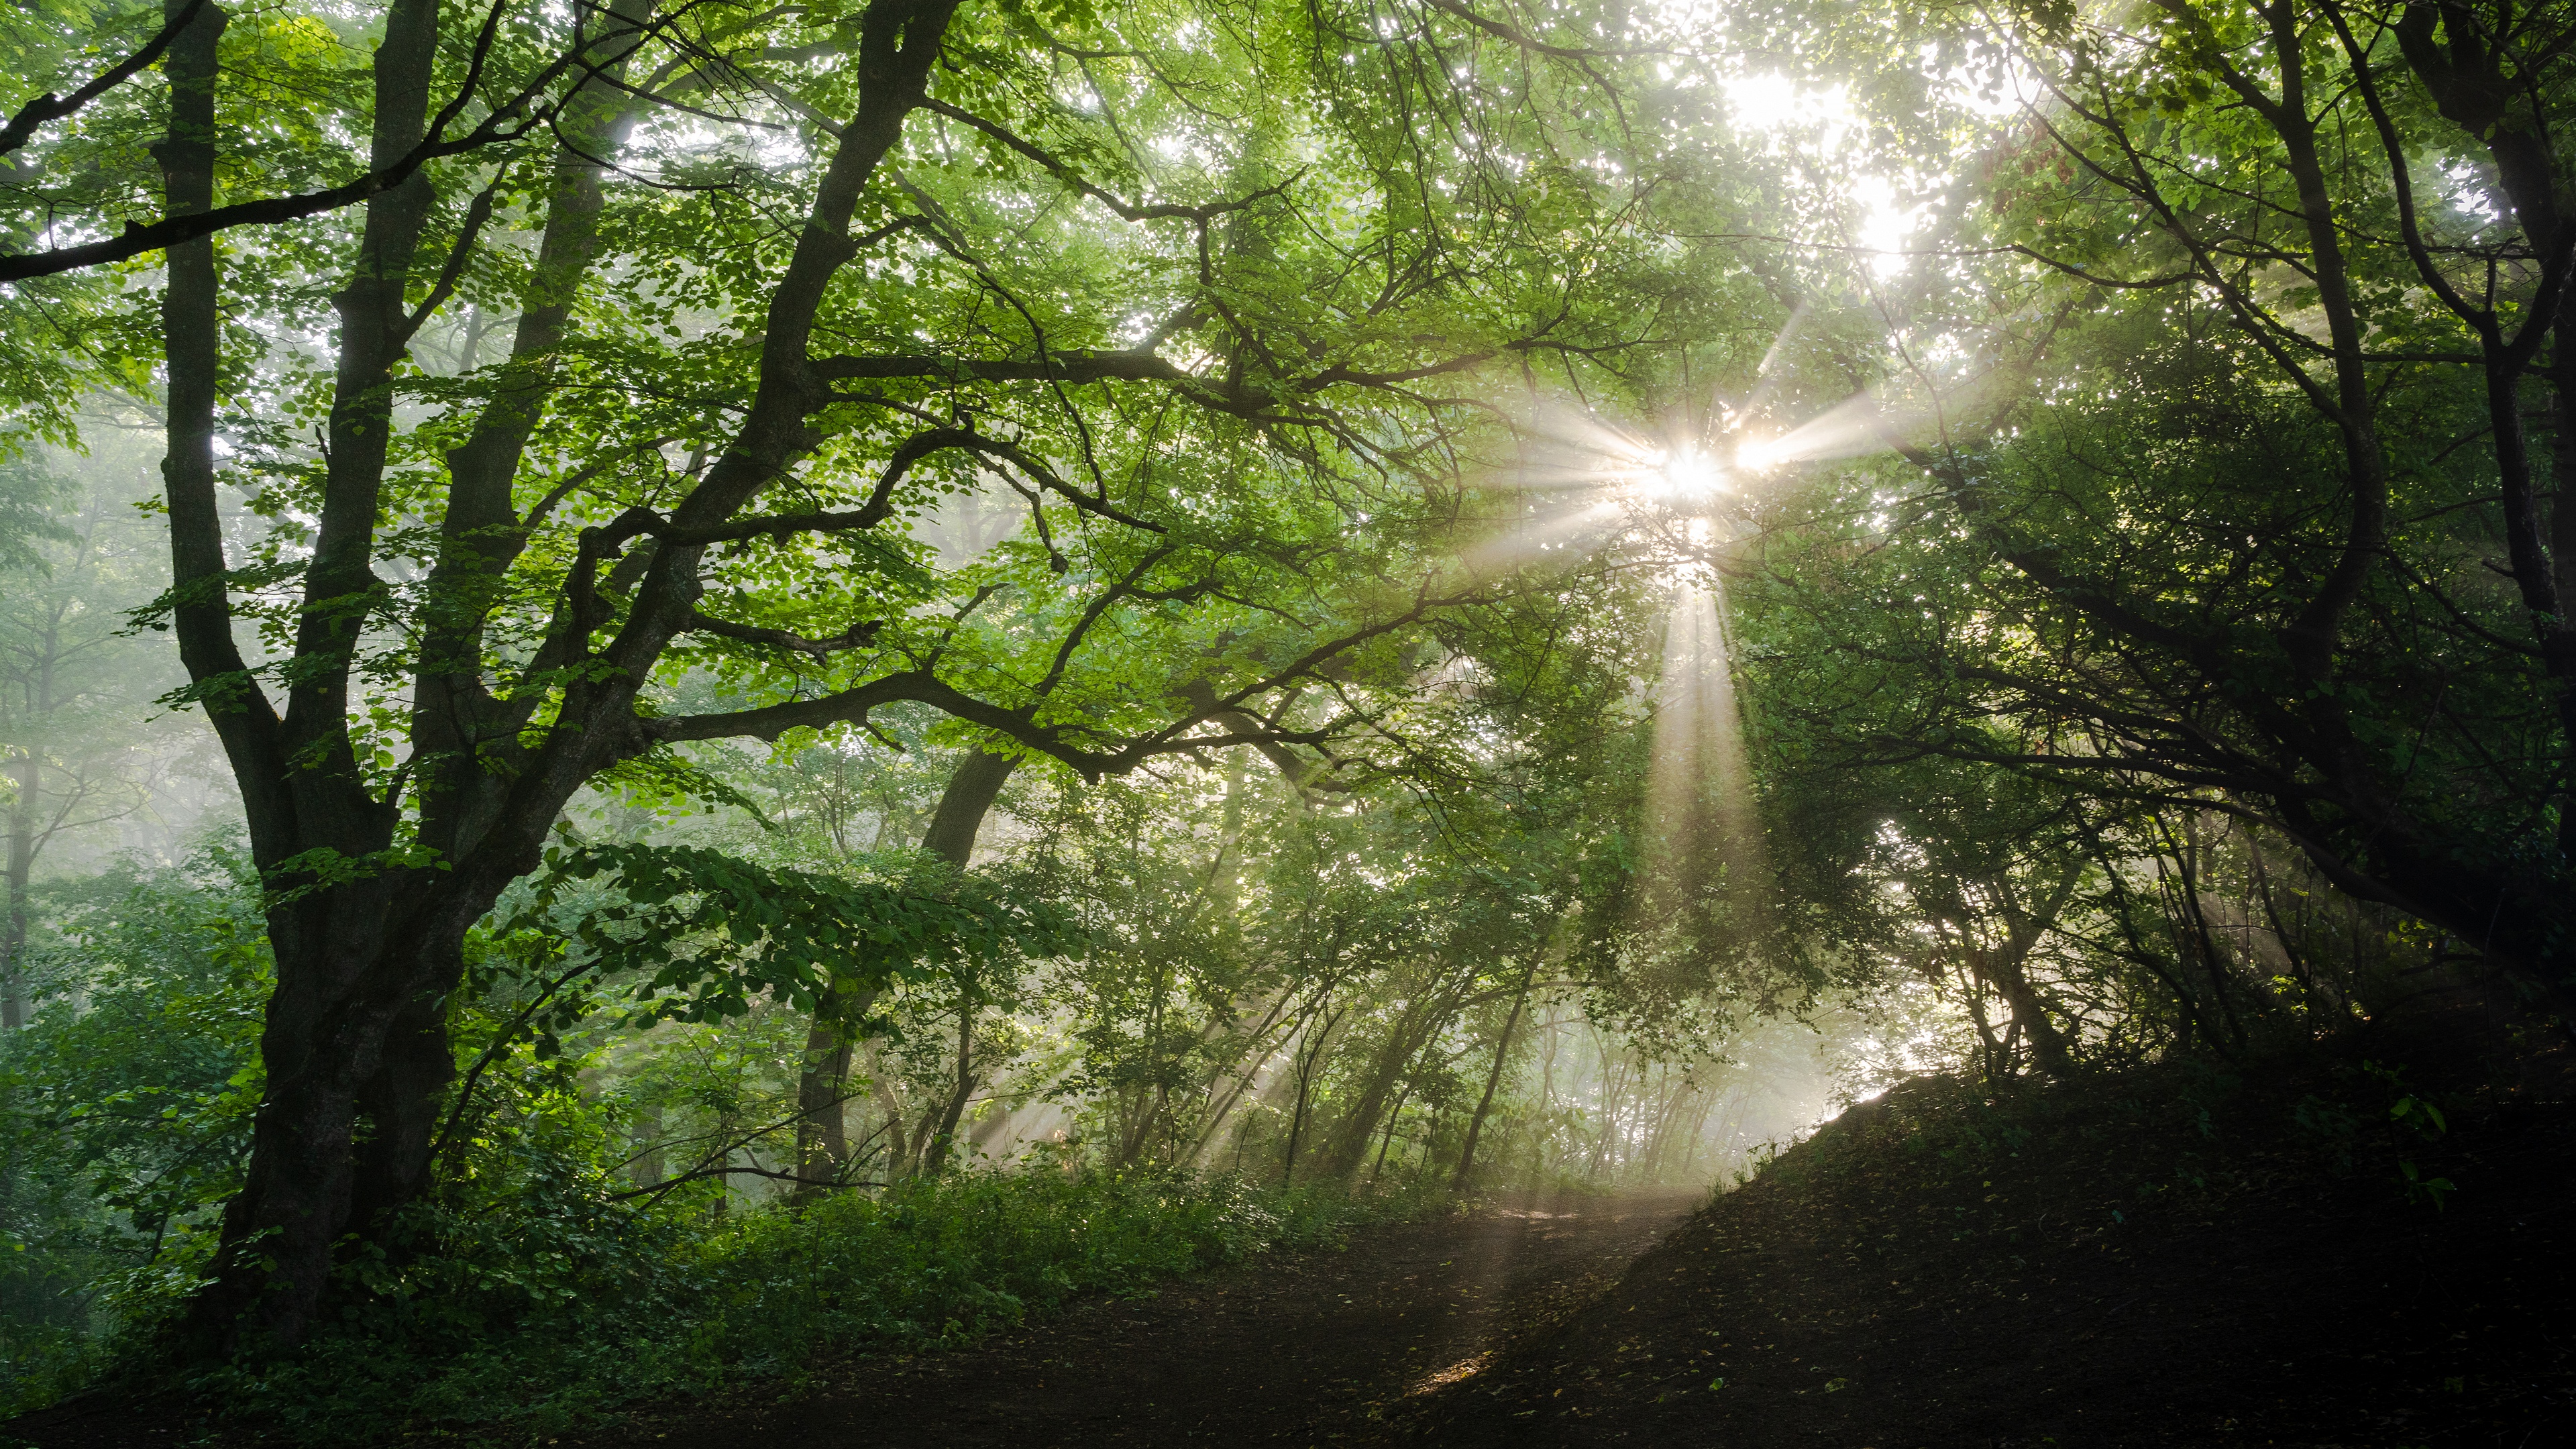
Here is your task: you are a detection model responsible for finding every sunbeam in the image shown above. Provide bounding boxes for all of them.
[1636,555,1776,943]
[1460,498,1627,572]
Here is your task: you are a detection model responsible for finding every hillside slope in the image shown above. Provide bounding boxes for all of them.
[1395,1045,2576,1447]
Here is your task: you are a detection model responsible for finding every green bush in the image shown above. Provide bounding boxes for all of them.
[0,850,268,1417]
[0,847,1451,1444]
[186,1165,1445,1444]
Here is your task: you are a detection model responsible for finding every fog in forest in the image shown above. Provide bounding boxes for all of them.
[1,0,2569,1439]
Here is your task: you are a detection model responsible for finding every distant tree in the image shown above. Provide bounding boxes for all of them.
[0,454,181,1028]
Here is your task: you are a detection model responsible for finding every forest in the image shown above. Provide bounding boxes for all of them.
[0,0,2570,1442]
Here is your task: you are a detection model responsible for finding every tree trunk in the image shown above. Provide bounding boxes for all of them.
[793,1038,853,1189]
[1280,1000,1342,1185]
[628,1104,665,1189]
[1,753,36,1029]
[1315,990,1452,1179]
[413,0,657,832]
[1370,1081,1411,1179]
[1929,865,2080,1081]
[918,988,976,1175]
[866,1043,912,1172]
[1452,958,1538,1189]
[796,748,1015,1185]
[205,875,495,1348]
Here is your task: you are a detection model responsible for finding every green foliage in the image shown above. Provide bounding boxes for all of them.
[0,848,268,1413]
[504,841,1081,1029]
[6,0,2570,1432]
[192,1165,1438,1443]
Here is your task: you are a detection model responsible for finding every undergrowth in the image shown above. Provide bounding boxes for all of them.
[1748,1036,2485,1227]
[74,1167,1450,1445]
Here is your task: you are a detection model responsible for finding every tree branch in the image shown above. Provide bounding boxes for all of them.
[0,0,212,159]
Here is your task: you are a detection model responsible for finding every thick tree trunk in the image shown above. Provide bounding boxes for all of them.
[178,0,460,1349]
[920,749,1016,865]
[166,0,967,1350]
[202,867,506,1346]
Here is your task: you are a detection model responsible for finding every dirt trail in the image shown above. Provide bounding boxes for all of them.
[598,1190,1699,1448]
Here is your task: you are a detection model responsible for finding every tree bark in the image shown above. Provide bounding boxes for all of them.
[1315,985,1455,1178]
[2,752,37,1029]
[1279,998,1342,1184]
[1982,863,2084,1079]
[413,0,657,863]
[917,987,977,1174]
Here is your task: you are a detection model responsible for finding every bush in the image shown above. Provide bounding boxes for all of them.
[182,1165,1446,1444]
[0,851,267,1417]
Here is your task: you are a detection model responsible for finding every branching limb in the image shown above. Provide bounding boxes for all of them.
[400,166,511,345]
[0,7,668,282]
[0,0,213,158]
[918,98,1298,223]
[680,610,883,658]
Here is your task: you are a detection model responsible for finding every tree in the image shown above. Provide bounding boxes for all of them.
[0,450,181,1028]
[123,0,1706,1345]
[1729,0,2576,1014]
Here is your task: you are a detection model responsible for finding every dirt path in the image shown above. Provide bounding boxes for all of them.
[594,1190,1699,1448]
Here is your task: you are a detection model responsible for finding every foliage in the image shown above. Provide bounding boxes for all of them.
[501,841,1079,1032]
[189,1165,1441,1443]
[1,0,2573,1429]
[0,847,267,1413]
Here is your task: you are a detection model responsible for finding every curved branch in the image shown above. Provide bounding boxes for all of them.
[917,97,1298,223]
[0,0,211,159]
[680,609,883,657]
[0,8,663,282]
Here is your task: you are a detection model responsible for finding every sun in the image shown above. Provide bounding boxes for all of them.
[1641,445,1724,505]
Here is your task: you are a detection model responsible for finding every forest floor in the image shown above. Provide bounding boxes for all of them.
[1390,1024,2576,1448]
[584,1015,2576,1448]
[15,1017,2573,1448]
[559,1187,1705,1449]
